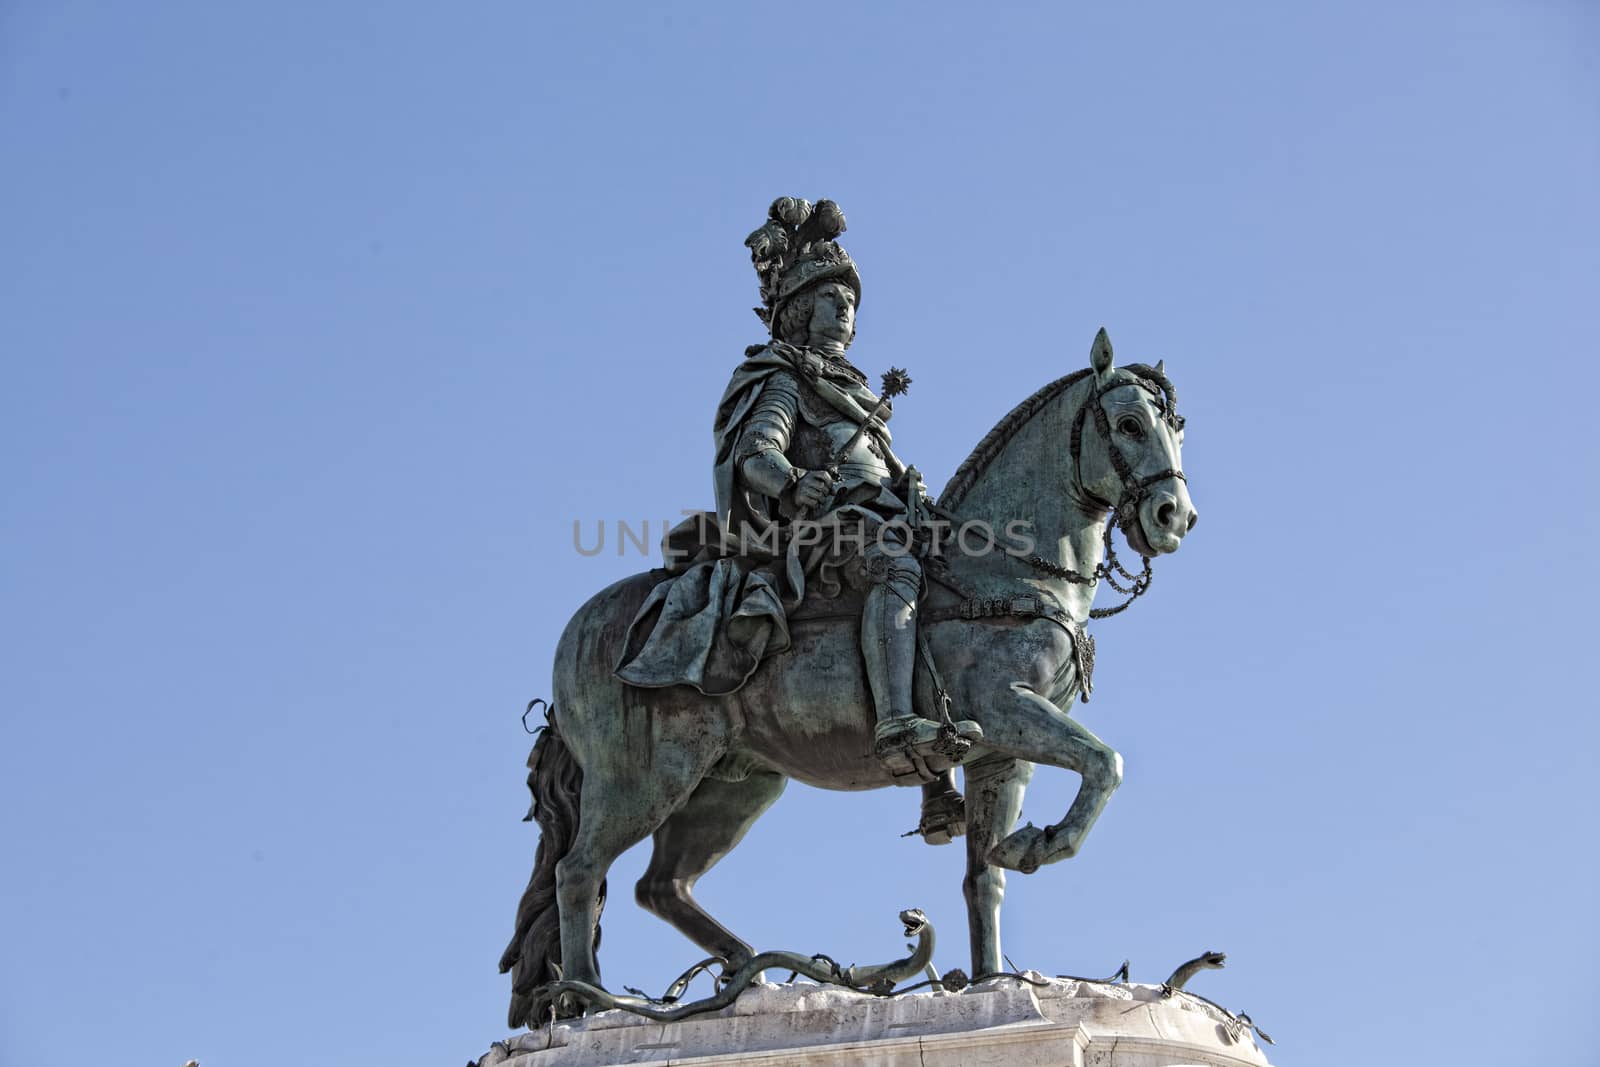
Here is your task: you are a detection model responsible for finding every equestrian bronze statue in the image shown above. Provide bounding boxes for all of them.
[501,197,1199,1026]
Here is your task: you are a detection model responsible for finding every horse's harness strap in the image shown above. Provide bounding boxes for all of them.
[922,591,1064,625]
[921,592,1095,703]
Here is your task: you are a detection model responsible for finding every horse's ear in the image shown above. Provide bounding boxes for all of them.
[1154,359,1165,376]
[1090,328,1115,377]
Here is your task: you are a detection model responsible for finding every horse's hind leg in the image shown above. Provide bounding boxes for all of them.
[555,751,711,988]
[636,769,787,968]
[962,754,1033,976]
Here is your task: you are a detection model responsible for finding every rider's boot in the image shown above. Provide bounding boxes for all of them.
[862,551,982,779]
[917,773,967,845]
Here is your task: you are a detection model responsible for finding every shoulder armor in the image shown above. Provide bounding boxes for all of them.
[794,376,852,428]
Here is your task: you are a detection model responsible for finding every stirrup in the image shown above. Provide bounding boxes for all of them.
[915,790,967,846]
[874,715,983,778]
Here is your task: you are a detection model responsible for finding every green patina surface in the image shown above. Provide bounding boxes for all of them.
[500,197,1199,1027]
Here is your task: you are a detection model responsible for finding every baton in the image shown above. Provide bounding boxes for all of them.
[794,367,912,520]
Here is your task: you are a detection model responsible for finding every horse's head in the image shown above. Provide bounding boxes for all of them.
[1075,328,1197,556]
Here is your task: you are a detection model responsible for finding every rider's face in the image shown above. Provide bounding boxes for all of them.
[806,282,856,348]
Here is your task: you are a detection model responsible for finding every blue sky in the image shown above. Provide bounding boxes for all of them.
[2,3,1596,1065]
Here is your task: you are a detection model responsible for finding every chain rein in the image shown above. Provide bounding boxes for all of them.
[1022,523,1152,620]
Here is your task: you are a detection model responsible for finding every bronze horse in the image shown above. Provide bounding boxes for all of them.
[502,331,1197,1025]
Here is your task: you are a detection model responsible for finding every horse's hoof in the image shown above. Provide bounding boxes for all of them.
[987,825,1048,873]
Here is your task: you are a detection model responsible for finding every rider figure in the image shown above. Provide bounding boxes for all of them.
[730,198,982,781]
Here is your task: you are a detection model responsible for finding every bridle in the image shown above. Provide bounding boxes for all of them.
[1070,374,1186,528]
[1023,373,1186,620]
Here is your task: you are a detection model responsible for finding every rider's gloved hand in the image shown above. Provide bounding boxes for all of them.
[791,469,835,511]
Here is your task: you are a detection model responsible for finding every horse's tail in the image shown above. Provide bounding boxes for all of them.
[498,705,602,1028]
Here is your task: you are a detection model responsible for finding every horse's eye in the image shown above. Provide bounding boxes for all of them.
[1117,416,1143,438]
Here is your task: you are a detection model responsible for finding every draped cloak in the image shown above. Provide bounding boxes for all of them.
[614,342,905,695]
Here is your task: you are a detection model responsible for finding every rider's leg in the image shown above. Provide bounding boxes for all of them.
[861,541,981,776]
[861,545,920,730]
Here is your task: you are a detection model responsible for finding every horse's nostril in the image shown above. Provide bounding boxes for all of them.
[1186,511,1198,533]
[1156,500,1176,529]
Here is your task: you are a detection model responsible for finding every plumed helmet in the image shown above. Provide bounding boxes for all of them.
[744,197,862,335]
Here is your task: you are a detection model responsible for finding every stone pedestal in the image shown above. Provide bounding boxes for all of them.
[472,978,1275,1067]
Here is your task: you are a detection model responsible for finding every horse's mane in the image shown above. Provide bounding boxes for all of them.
[938,363,1177,509]
[939,368,1091,509]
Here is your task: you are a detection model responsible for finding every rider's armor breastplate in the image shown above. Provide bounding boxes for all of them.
[741,369,893,491]
[792,411,892,488]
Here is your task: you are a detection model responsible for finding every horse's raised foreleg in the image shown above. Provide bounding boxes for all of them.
[962,753,1034,976]
[635,769,788,969]
[977,683,1123,874]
